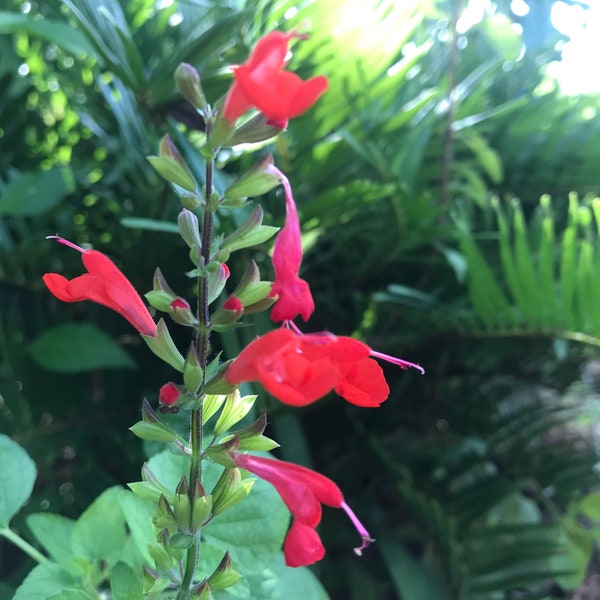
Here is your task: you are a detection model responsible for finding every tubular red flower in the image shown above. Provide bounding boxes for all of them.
[42,236,157,337]
[230,453,372,567]
[265,164,314,323]
[222,31,328,125]
[225,327,422,407]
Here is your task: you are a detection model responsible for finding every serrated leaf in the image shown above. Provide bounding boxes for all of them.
[30,323,136,373]
[0,434,36,527]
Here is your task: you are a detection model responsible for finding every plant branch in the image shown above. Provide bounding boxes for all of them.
[0,527,47,565]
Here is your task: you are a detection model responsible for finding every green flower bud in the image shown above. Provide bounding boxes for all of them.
[207,552,242,591]
[173,476,191,529]
[175,63,207,111]
[184,344,204,394]
[152,495,178,530]
[178,209,203,251]
[211,467,254,515]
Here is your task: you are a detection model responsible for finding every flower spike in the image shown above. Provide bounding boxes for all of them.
[43,236,157,336]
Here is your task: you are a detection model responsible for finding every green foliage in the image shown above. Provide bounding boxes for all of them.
[2,0,600,598]
[0,435,36,528]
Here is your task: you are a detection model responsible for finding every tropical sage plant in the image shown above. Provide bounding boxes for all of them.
[2,30,423,599]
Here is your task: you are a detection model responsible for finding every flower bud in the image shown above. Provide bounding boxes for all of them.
[206,262,230,304]
[177,209,203,251]
[183,344,204,394]
[206,552,242,591]
[169,297,197,327]
[173,475,192,529]
[152,494,178,530]
[211,467,254,515]
[175,63,207,111]
[159,382,182,407]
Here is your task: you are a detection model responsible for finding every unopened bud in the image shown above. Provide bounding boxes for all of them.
[175,63,207,111]
[159,382,182,407]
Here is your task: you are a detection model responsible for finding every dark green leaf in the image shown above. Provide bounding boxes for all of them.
[30,323,136,373]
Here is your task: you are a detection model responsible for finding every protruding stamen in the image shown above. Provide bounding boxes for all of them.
[370,350,425,374]
[341,501,375,557]
[46,235,86,253]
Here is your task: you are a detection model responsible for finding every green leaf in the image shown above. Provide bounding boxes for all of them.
[120,218,180,233]
[119,493,155,565]
[71,487,127,565]
[0,168,75,217]
[0,434,36,527]
[30,323,136,373]
[377,533,451,600]
[13,562,76,600]
[0,12,94,56]
[26,513,75,567]
[110,561,144,600]
[578,492,600,522]
[48,591,94,600]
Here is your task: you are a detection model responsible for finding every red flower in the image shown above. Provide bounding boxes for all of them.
[159,382,181,407]
[224,327,423,407]
[264,163,314,323]
[231,452,372,567]
[222,31,328,126]
[42,236,157,337]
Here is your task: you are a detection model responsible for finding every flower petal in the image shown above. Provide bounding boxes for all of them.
[284,520,325,567]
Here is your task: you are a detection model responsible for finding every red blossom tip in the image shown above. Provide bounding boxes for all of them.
[159,382,181,407]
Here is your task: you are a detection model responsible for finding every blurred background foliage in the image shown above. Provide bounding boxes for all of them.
[2,0,600,598]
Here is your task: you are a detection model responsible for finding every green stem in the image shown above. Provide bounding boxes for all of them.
[176,129,216,600]
[0,527,47,564]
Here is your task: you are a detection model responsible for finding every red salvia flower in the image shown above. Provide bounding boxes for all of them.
[224,327,423,407]
[231,452,373,567]
[222,30,328,126]
[42,236,157,337]
[265,163,315,323]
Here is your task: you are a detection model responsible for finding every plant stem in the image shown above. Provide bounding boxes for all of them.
[0,527,47,564]
[177,133,215,600]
